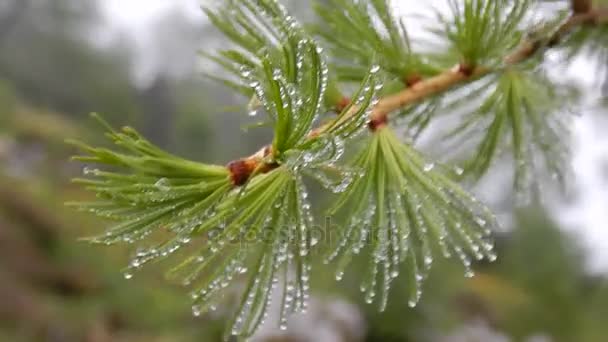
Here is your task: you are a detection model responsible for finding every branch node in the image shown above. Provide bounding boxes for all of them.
[227,159,257,186]
[368,113,388,132]
[228,146,277,186]
[405,73,423,87]
[458,63,476,76]
[336,96,351,112]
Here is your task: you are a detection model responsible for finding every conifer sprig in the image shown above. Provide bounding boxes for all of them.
[203,0,346,107]
[312,0,436,84]
[309,0,605,198]
[444,68,577,200]
[326,126,497,310]
[67,115,232,245]
[440,0,531,68]
[68,0,608,340]
[168,167,315,339]
[69,9,381,337]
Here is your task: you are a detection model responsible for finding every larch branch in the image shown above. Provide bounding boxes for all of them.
[227,6,608,186]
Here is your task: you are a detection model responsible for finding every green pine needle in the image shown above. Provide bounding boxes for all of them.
[67,114,232,245]
[165,167,315,339]
[313,0,437,83]
[203,0,348,108]
[439,0,530,67]
[444,68,577,201]
[326,127,498,311]
[247,38,329,155]
[69,118,318,338]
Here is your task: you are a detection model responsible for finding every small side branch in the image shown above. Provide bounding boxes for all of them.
[227,7,608,185]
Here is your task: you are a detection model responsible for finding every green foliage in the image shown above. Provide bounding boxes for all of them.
[312,0,437,83]
[67,113,323,339]
[70,7,381,335]
[439,0,531,66]
[444,68,576,199]
[171,167,314,339]
[247,38,327,155]
[67,114,231,246]
[309,0,442,136]
[326,127,497,310]
[203,0,317,99]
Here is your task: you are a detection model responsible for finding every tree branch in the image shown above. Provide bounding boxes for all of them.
[228,7,608,184]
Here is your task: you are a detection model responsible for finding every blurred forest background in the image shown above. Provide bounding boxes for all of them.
[0,0,607,341]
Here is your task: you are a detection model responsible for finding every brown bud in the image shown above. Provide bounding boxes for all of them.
[368,114,388,132]
[336,97,351,112]
[458,63,475,76]
[405,73,423,87]
[227,147,279,186]
[227,159,256,186]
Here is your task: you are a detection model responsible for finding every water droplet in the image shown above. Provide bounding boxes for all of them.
[155,178,171,191]
[82,166,100,176]
[424,255,433,266]
[130,259,141,268]
[123,272,133,280]
[474,217,487,227]
[423,163,435,172]
[248,108,259,117]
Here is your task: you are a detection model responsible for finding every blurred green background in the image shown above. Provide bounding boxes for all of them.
[1,1,607,341]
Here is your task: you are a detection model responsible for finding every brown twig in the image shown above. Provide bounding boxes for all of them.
[227,7,608,186]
